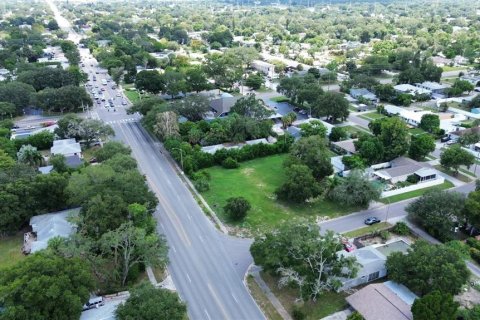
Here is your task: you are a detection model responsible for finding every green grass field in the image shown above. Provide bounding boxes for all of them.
[0,233,25,270]
[270,96,290,103]
[247,276,283,320]
[124,90,142,104]
[343,125,371,137]
[379,181,454,204]
[343,222,391,238]
[434,165,473,183]
[201,154,358,233]
[358,112,386,121]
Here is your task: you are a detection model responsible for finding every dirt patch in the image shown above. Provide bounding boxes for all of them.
[455,286,480,308]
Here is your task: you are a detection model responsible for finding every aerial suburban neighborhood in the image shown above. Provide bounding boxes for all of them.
[1,0,480,319]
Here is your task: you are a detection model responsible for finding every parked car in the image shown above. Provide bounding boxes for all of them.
[446,140,456,145]
[440,136,451,143]
[82,297,104,311]
[343,241,355,252]
[364,217,381,225]
[122,100,127,105]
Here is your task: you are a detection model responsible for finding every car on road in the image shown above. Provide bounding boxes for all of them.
[122,100,127,105]
[364,217,381,225]
[116,92,121,97]
[101,87,106,91]
[101,97,106,101]
[441,136,451,143]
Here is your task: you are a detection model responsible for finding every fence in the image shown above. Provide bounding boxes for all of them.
[380,177,445,198]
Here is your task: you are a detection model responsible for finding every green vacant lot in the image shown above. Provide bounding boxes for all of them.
[0,233,25,270]
[201,154,358,233]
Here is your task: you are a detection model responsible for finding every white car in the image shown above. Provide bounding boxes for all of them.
[116,92,121,97]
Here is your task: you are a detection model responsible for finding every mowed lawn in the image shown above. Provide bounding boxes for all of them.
[201,154,358,233]
[0,233,25,270]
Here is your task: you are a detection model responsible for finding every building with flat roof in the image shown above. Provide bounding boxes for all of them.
[252,60,276,78]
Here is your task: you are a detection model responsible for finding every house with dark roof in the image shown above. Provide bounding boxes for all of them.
[346,281,417,320]
[350,88,379,103]
[372,157,436,184]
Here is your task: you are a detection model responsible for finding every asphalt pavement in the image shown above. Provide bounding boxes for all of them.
[45,1,265,318]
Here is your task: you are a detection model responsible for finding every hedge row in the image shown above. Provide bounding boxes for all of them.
[164,136,294,175]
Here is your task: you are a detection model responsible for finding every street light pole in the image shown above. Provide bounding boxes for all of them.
[172,148,184,173]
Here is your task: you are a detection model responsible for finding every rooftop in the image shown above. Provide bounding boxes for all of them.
[29,208,80,253]
[346,281,417,320]
[51,138,82,156]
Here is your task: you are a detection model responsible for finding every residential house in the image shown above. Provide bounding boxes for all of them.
[292,118,335,136]
[338,239,411,291]
[383,105,432,127]
[454,55,469,66]
[461,74,480,86]
[414,81,449,95]
[431,56,452,67]
[393,84,431,97]
[252,60,276,78]
[51,138,82,158]
[350,88,379,104]
[209,93,241,118]
[23,208,80,254]
[346,281,417,320]
[449,126,480,142]
[372,157,435,184]
[331,139,357,155]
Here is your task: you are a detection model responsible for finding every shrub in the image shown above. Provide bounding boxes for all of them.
[406,174,419,184]
[347,311,364,320]
[193,178,210,192]
[469,248,480,264]
[391,221,410,235]
[222,157,239,169]
[291,306,306,320]
[223,197,251,221]
[446,240,471,260]
[380,230,390,241]
[466,238,480,251]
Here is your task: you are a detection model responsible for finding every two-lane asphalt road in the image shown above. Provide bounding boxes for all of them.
[319,182,476,235]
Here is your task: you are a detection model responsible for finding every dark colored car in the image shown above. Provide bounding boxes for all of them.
[440,136,451,143]
[364,217,381,225]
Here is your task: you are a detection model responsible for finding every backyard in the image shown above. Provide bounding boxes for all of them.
[0,233,25,270]
[358,112,386,121]
[379,180,454,203]
[201,154,358,233]
[261,271,349,319]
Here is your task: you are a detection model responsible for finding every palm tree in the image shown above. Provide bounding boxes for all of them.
[17,144,43,167]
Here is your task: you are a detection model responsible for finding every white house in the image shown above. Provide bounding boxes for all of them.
[393,84,431,97]
[252,60,276,78]
[338,239,411,291]
[51,138,82,158]
[383,105,433,127]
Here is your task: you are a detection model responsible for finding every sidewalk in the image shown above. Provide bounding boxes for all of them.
[404,220,480,278]
[250,266,292,320]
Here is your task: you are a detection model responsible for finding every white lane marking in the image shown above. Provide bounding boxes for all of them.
[187,214,192,221]
[186,272,192,283]
[231,292,239,303]
[204,309,212,320]
[171,245,177,253]
[198,234,205,243]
